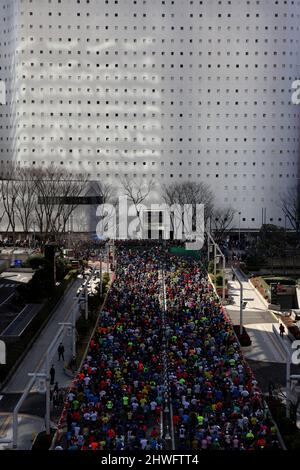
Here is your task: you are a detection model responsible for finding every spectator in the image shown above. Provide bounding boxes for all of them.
[58,343,65,361]
[50,365,55,386]
[279,323,285,338]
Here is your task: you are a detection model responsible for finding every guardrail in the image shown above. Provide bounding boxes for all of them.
[209,270,287,450]
[49,265,115,450]
[1,304,42,338]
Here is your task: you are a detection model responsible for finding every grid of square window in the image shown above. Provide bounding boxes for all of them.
[0,0,299,226]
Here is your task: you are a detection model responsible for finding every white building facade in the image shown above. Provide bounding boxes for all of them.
[0,0,300,232]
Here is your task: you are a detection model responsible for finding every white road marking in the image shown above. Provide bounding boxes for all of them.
[0,292,14,307]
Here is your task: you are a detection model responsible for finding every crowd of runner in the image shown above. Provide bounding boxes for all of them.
[56,246,280,450]
[164,259,280,450]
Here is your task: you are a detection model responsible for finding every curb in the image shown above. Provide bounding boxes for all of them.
[49,272,115,450]
[0,279,77,391]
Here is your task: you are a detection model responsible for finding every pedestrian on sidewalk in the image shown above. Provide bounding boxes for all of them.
[70,355,76,372]
[50,364,55,385]
[58,342,65,361]
[279,323,285,338]
[54,381,59,394]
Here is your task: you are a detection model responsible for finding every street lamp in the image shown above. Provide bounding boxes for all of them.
[33,222,36,249]
[232,267,243,336]
[99,249,103,298]
[231,267,253,336]
[13,372,47,448]
[207,230,226,302]
[238,211,241,246]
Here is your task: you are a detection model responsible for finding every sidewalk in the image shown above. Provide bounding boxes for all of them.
[225,270,289,363]
[2,278,82,393]
[243,323,290,363]
[226,269,267,314]
[0,266,112,449]
[225,274,273,326]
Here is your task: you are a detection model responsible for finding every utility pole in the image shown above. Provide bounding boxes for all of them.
[99,251,103,297]
[84,282,88,321]
[231,267,253,336]
[13,373,44,448]
[160,267,175,450]
[232,267,244,336]
[13,297,79,448]
[104,242,109,275]
[214,242,217,278]
[207,230,226,302]
[45,324,65,435]
[33,222,36,249]
[83,268,95,321]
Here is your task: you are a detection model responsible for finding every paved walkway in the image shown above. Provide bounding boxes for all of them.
[0,262,112,449]
[244,323,290,364]
[225,270,290,363]
[2,278,82,393]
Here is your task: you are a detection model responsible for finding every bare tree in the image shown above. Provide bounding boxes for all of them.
[161,181,215,239]
[120,176,154,213]
[1,165,90,244]
[14,168,36,238]
[54,172,89,236]
[162,181,214,217]
[0,163,19,242]
[33,167,88,244]
[90,180,118,240]
[279,186,300,233]
[118,176,154,239]
[89,180,115,204]
[211,206,236,244]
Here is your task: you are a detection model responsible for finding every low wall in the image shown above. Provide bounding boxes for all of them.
[248,278,269,308]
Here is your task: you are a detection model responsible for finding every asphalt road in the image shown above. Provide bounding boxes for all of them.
[0,279,17,306]
[0,393,45,417]
[2,278,82,393]
[0,272,32,307]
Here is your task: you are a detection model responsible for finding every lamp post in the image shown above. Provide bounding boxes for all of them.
[238,211,241,246]
[33,222,36,249]
[13,296,79,447]
[207,230,226,302]
[231,267,253,336]
[232,267,244,336]
[284,215,288,275]
[83,268,95,321]
[99,249,103,298]
[13,372,47,448]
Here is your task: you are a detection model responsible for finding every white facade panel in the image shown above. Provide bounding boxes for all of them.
[0,0,299,230]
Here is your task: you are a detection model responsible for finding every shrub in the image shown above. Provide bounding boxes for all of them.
[27,255,47,270]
